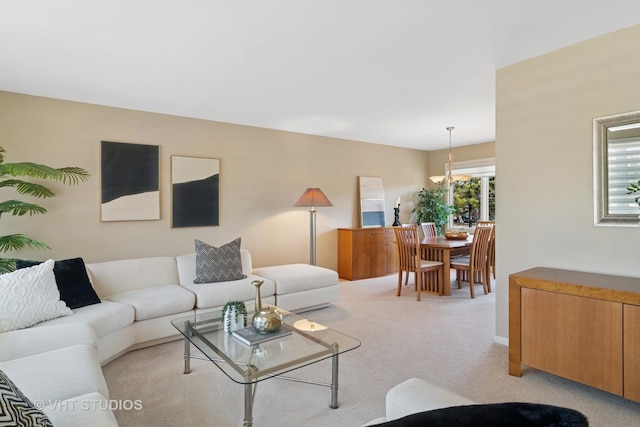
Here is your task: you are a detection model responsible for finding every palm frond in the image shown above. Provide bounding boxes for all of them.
[57,167,91,184]
[0,179,55,198]
[0,234,50,253]
[0,200,47,216]
[0,257,16,274]
[0,147,90,263]
[0,162,90,185]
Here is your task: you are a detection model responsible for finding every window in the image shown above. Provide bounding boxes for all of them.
[607,134,640,215]
[446,158,495,227]
[593,110,640,226]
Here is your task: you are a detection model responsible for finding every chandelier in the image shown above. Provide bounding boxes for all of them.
[429,126,470,186]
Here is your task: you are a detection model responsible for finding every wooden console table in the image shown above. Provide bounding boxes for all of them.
[338,227,398,280]
[509,267,640,403]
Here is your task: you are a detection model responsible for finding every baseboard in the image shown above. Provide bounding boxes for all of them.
[290,302,331,314]
[493,335,508,346]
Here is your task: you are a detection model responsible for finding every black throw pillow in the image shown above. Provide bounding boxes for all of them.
[377,402,588,427]
[16,257,101,309]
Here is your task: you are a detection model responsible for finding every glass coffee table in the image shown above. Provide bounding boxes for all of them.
[171,307,360,427]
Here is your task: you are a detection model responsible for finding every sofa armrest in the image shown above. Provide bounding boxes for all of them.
[385,378,475,421]
[362,417,388,426]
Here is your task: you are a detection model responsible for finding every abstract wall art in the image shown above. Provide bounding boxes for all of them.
[359,176,386,227]
[101,141,160,221]
[171,156,219,227]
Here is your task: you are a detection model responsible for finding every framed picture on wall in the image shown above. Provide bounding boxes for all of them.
[359,176,386,227]
[171,155,220,227]
[101,141,160,221]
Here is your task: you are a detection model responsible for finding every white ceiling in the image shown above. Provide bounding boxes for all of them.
[2,1,640,151]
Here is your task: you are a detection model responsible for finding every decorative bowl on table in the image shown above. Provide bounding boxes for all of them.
[444,230,469,240]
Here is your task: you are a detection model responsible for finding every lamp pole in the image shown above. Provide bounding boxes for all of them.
[309,207,317,265]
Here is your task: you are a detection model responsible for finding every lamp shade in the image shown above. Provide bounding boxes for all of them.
[293,188,333,208]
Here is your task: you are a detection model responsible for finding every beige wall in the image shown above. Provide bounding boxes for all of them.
[495,24,640,340]
[428,141,495,184]
[0,91,435,270]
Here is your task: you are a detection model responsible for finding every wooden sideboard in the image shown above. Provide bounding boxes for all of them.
[509,267,640,403]
[337,227,398,280]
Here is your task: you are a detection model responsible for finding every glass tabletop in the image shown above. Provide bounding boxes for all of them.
[171,307,360,384]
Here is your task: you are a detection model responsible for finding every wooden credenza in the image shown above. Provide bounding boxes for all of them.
[337,227,398,280]
[509,267,640,403]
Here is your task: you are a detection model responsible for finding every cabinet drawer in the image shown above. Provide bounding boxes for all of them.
[369,229,393,243]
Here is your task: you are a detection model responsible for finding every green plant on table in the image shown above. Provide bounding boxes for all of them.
[0,146,90,273]
[411,184,457,234]
[222,300,248,332]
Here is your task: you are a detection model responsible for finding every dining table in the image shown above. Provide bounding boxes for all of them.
[420,235,473,295]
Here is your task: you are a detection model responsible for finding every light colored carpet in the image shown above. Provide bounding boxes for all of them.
[103,274,640,426]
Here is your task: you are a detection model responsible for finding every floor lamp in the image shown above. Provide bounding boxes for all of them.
[294,188,333,265]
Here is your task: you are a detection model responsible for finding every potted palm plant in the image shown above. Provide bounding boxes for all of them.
[411,184,456,235]
[0,146,90,273]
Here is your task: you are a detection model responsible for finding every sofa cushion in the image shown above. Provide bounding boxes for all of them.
[0,344,109,403]
[16,257,101,309]
[0,369,53,427]
[194,238,247,283]
[181,275,275,309]
[34,300,134,339]
[86,256,179,297]
[252,264,338,294]
[106,284,196,321]
[0,323,96,362]
[375,403,588,426]
[0,260,72,332]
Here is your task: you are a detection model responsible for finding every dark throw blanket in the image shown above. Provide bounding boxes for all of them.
[378,402,588,426]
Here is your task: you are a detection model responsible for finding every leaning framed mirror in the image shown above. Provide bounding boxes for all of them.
[594,110,640,226]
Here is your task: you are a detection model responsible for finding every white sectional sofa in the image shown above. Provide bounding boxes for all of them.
[0,249,339,426]
[0,323,118,427]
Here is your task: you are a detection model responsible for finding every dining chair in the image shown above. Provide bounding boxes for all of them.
[420,222,437,237]
[450,223,493,298]
[457,221,495,289]
[393,226,443,301]
[476,221,496,284]
[419,222,438,262]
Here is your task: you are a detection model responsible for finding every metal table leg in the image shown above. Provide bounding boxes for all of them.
[183,331,191,374]
[330,342,339,409]
[244,376,256,427]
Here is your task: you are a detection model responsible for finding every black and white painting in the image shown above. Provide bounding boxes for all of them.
[101,141,160,221]
[171,156,219,227]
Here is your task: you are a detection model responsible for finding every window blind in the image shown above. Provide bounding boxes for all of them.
[607,136,640,215]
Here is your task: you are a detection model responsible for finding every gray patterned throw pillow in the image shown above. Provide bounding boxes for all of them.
[194,238,247,283]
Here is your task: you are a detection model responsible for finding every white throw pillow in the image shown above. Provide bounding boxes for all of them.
[0,259,72,332]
